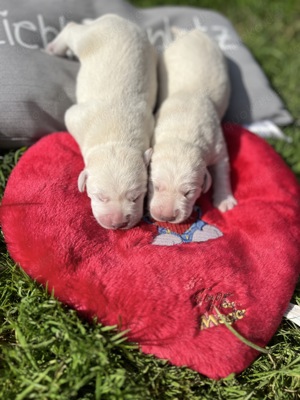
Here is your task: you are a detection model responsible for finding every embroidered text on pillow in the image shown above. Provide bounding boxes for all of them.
[191,287,246,331]
[199,307,246,331]
[0,10,67,48]
[146,15,240,51]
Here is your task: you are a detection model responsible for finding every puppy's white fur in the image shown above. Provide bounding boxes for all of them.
[149,29,237,223]
[46,15,157,229]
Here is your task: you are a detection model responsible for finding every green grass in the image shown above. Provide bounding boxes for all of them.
[1,1,300,398]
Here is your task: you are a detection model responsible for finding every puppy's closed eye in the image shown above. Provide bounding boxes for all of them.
[130,194,142,203]
[127,191,144,203]
[98,195,109,203]
[152,183,166,192]
[92,193,109,203]
[184,190,196,199]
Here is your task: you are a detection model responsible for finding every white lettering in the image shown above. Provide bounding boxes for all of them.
[147,17,172,51]
[0,10,66,48]
[0,11,239,54]
[3,18,14,45]
[192,16,208,33]
[13,21,38,49]
[37,14,59,48]
[211,25,239,51]
[0,10,14,45]
[59,15,67,31]
[0,9,7,44]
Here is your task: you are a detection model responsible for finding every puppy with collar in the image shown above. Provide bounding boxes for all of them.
[148,29,237,224]
[46,15,157,230]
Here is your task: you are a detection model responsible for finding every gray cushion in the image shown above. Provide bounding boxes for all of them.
[0,0,293,148]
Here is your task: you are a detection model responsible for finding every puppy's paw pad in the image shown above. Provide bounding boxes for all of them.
[215,195,237,212]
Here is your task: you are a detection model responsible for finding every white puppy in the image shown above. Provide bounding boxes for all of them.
[46,15,157,230]
[148,29,237,223]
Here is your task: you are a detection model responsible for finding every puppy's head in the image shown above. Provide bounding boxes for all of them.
[148,143,211,223]
[79,145,152,230]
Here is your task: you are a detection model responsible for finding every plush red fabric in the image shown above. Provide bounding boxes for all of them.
[1,124,300,379]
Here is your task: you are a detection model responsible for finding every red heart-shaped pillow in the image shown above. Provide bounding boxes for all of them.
[1,124,300,379]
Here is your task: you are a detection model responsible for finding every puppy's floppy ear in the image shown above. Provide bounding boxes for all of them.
[78,170,87,192]
[202,168,212,193]
[143,148,153,167]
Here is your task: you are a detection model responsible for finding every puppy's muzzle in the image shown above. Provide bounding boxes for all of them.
[110,214,131,230]
[111,221,129,229]
[98,213,132,230]
[156,209,179,222]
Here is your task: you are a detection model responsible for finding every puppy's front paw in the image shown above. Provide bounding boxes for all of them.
[214,194,237,212]
[45,39,69,57]
[45,41,56,55]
